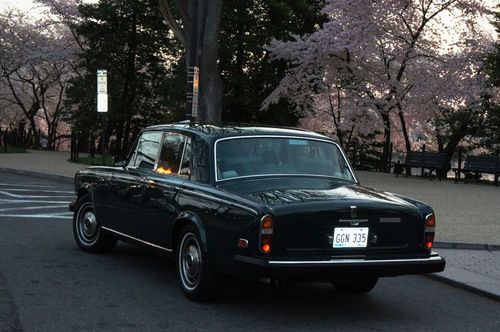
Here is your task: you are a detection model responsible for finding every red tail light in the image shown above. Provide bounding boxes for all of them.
[260,215,273,253]
[424,214,436,249]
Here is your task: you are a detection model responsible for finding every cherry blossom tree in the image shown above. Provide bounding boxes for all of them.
[264,0,494,171]
[0,9,78,149]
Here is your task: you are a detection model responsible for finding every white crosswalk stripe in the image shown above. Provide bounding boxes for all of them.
[5,189,74,194]
[0,213,73,219]
[0,191,73,199]
[0,182,73,220]
[0,183,56,188]
[0,205,68,212]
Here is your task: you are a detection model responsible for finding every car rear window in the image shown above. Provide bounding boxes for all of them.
[215,137,355,182]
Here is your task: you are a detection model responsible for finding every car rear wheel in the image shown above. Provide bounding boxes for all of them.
[73,194,116,253]
[177,225,224,302]
[331,276,378,294]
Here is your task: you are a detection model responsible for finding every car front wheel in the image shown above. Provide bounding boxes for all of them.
[332,276,378,294]
[177,225,224,301]
[73,194,116,253]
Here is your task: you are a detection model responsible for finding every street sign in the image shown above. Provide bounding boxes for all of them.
[97,94,108,113]
[191,66,199,118]
[97,70,107,94]
[97,70,108,113]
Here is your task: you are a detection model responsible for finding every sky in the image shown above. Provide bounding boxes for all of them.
[0,0,98,12]
[1,0,497,35]
[1,0,36,12]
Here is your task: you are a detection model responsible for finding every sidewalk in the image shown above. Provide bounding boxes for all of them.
[0,150,84,179]
[0,150,499,301]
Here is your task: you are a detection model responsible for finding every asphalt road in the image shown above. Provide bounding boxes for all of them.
[0,172,499,332]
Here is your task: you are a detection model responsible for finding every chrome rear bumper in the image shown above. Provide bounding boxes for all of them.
[234,252,446,279]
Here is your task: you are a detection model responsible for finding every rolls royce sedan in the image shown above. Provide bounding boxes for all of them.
[70,123,445,301]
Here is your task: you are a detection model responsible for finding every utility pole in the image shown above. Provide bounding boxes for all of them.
[186,0,199,122]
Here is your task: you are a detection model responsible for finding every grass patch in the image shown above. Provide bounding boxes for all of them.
[69,155,114,166]
[0,145,26,153]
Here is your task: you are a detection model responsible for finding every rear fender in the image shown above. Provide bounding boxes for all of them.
[173,211,208,252]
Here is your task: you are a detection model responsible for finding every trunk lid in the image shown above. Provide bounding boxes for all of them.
[221,177,423,255]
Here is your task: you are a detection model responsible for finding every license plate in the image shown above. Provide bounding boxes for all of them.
[333,227,369,248]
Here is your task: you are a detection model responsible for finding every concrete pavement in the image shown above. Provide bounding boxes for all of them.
[0,149,499,301]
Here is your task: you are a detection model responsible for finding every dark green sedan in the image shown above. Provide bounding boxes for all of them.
[70,123,445,301]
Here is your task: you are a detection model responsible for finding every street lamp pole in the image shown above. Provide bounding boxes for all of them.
[186,0,199,122]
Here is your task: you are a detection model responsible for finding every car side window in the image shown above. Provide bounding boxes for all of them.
[129,131,162,170]
[157,132,189,176]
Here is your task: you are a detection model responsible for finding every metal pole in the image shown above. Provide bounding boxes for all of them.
[101,114,106,166]
[186,0,199,121]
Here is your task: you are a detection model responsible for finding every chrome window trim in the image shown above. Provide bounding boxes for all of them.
[179,136,189,172]
[268,255,444,265]
[213,135,358,183]
[181,189,259,215]
[178,136,192,177]
[101,226,173,252]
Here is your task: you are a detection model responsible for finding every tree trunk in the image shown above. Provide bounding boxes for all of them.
[27,116,40,149]
[198,0,223,124]
[397,105,412,153]
[440,123,478,178]
[379,111,391,172]
[114,121,124,155]
[159,0,224,124]
[233,1,245,105]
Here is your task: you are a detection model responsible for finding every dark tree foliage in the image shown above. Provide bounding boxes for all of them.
[66,0,184,154]
[219,0,325,126]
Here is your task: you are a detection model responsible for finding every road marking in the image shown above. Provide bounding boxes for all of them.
[0,205,68,212]
[0,183,56,188]
[0,183,74,220]
[5,189,74,194]
[0,199,70,204]
[0,213,72,220]
[0,191,73,199]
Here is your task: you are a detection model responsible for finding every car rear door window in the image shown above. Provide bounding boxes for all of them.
[130,131,162,170]
[157,133,191,176]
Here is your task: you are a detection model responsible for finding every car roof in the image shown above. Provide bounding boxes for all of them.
[143,123,330,142]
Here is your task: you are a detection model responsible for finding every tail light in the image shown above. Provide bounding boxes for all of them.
[260,214,273,253]
[424,214,436,249]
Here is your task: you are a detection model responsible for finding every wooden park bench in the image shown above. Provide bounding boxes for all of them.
[453,155,500,186]
[401,150,447,180]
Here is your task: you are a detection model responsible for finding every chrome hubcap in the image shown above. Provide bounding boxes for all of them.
[82,211,98,238]
[76,202,100,245]
[180,233,201,290]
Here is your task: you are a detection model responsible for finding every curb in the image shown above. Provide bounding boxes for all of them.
[434,241,500,251]
[0,168,73,184]
[425,273,500,303]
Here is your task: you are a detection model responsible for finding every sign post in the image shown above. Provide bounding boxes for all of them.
[186,0,199,121]
[187,66,199,119]
[97,70,108,165]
